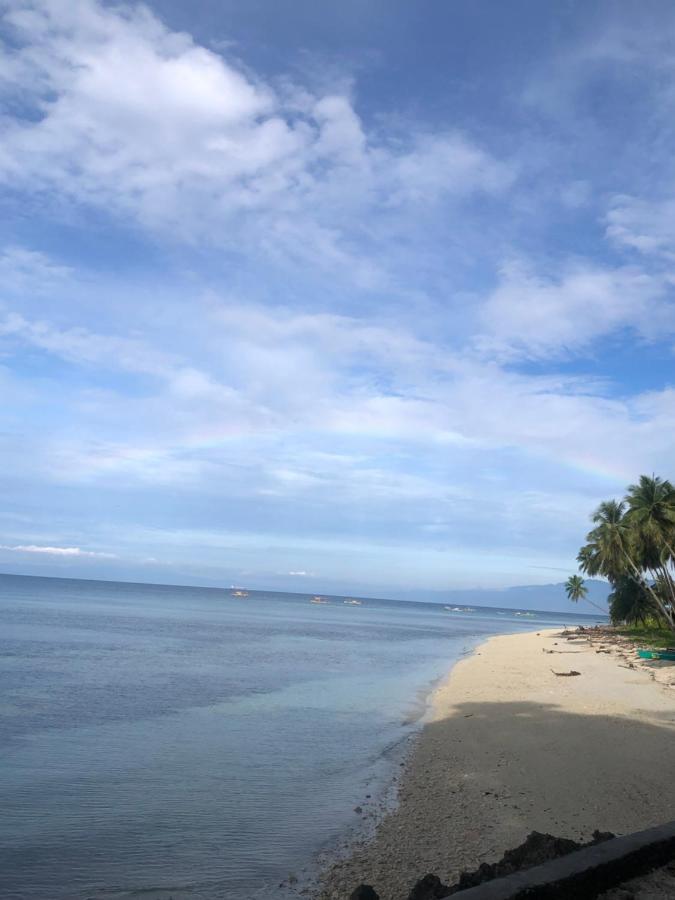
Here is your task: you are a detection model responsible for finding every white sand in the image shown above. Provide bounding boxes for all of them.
[317,628,675,900]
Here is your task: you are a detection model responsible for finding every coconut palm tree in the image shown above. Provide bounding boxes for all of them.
[577,483,675,632]
[625,475,675,551]
[565,574,587,603]
[577,500,630,583]
[607,576,654,626]
[565,574,607,614]
[625,475,675,615]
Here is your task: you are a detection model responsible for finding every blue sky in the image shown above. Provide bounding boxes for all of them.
[1,0,674,596]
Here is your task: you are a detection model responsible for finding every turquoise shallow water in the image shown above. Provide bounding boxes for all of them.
[0,574,599,900]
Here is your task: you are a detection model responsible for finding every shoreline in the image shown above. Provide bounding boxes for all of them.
[316,627,675,900]
[302,635,488,898]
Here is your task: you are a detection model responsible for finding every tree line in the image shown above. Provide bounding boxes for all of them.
[565,475,675,632]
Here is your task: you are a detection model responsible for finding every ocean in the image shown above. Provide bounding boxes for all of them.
[0,574,600,900]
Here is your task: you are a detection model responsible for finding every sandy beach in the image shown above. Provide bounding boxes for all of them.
[317,628,675,900]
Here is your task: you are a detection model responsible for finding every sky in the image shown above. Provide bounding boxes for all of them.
[1,0,675,597]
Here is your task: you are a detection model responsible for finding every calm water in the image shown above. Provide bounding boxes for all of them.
[0,575,598,900]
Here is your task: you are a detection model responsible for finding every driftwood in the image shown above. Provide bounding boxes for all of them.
[551,669,581,677]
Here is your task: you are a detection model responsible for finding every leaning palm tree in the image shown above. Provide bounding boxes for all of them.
[565,574,587,603]
[578,488,675,632]
[625,475,675,553]
[587,500,631,580]
[625,475,675,616]
[607,575,654,626]
[577,500,632,589]
[565,574,607,615]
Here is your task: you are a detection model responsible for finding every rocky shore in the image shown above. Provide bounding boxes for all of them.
[315,628,675,900]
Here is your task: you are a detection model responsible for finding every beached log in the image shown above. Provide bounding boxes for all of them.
[551,669,581,676]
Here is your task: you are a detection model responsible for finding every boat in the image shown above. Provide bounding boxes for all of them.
[231,590,249,598]
[637,648,675,661]
[515,611,536,617]
[344,599,362,606]
[310,596,329,604]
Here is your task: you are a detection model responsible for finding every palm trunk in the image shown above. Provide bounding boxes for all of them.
[658,563,675,615]
[623,551,675,632]
[583,596,610,615]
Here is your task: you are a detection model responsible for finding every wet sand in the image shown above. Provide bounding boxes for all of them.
[316,628,675,900]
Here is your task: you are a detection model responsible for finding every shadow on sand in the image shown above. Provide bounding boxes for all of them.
[320,698,675,900]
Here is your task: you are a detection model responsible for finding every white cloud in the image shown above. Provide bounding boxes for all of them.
[606,194,675,260]
[0,543,116,557]
[478,259,671,358]
[7,292,673,497]
[3,2,675,591]
[0,0,513,271]
[0,245,72,293]
[0,311,178,377]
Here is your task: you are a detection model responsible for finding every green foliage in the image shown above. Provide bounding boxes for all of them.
[565,574,587,603]
[607,576,654,626]
[613,624,675,650]
[563,573,607,614]
[573,475,675,633]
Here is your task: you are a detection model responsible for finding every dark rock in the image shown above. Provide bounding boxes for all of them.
[407,872,451,899]
[349,885,379,900]
[455,829,615,889]
[405,829,616,898]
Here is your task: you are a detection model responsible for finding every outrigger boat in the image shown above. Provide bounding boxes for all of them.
[637,648,675,661]
[310,596,329,604]
[231,589,249,598]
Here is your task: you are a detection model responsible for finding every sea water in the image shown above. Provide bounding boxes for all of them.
[0,574,598,900]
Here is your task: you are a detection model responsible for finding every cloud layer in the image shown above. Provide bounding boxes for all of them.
[1,0,675,592]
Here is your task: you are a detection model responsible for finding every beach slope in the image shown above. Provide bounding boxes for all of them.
[318,629,675,900]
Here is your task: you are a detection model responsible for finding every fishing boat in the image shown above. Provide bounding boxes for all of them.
[310,596,329,604]
[344,598,362,606]
[231,589,249,598]
[637,648,675,661]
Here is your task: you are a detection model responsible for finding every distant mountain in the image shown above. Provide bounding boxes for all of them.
[390,579,610,615]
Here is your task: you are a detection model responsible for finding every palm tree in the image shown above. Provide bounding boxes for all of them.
[607,576,654,626]
[577,483,675,633]
[577,500,633,588]
[625,475,675,551]
[565,574,587,603]
[625,475,675,619]
[565,574,607,615]
[587,500,631,580]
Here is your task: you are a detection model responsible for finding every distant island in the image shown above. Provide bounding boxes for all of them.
[389,579,610,614]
